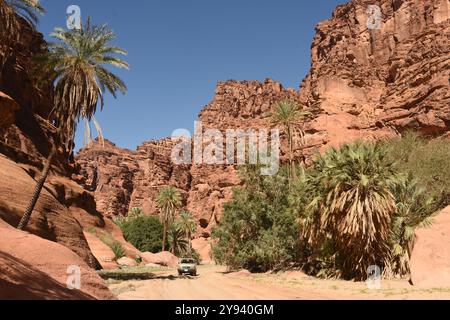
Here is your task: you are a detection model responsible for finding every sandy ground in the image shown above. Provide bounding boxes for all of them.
[108,265,450,300]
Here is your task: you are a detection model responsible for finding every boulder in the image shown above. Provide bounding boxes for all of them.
[192,237,212,263]
[0,219,115,300]
[0,251,93,300]
[0,156,99,268]
[83,232,118,270]
[117,257,138,268]
[142,251,179,268]
[410,206,450,288]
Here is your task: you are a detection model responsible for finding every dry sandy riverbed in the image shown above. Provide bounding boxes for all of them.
[107,265,450,300]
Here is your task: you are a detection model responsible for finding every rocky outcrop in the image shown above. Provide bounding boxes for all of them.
[0,91,19,128]
[77,139,191,218]
[0,219,115,300]
[0,13,113,275]
[410,206,450,288]
[299,0,450,150]
[76,0,450,239]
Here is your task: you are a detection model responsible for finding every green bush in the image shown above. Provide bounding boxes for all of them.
[292,139,443,279]
[382,132,450,207]
[110,241,125,261]
[121,216,165,253]
[212,166,301,272]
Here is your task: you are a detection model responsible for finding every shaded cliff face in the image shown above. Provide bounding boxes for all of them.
[0,18,105,269]
[76,0,450,238]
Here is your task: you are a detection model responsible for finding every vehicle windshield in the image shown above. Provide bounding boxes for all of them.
[180,259,195,264]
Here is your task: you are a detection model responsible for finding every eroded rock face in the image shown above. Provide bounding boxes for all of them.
[0,219,115,300]
[410,206,450,288]
[299,0,450,149]
[77,139,191,218]
[0,18,107,270]
[76,0,450,239]
[0,91,19,128]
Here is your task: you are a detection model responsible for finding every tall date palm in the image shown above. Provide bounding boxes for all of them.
[175,211,197,255]
[18,19,129,230]
[271,100,308,183]
[156,186,182,252]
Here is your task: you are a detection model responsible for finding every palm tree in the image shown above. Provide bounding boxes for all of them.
[271,100,308,182]
[0,0,44,73]
[17,19,128,230]
[387,173,436,276]
[156,186,182,251]
[168,226,189,256]
[302,141,400,280]
[175,212,197,255]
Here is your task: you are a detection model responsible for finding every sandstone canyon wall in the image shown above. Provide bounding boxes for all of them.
[0,18,117,298]
[76,0,449,240]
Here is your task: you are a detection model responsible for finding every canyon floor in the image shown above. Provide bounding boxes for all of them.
[107,265,450,300]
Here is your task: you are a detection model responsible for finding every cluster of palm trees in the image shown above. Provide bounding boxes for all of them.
[0,0,129,230]
[156,186,197,257]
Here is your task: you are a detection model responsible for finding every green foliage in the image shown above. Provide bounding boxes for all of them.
[156,186,182,251]
[97,232,125,261]
[175,212,197,240]
[270,100,309,180]
[292,139,443,279]
[296,142,400,280]
[121,216,165,253]
[382,132,450,207]
[386,173,438,276]
[212,166,301,272]
[214,135,446,280]
[110,241,125,261]
[168,226,189,257]
[37,18,129,151]
[113,207,144,229]
[189,249,202,265]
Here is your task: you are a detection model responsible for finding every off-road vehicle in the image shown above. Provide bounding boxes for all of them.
[178,258,197,276]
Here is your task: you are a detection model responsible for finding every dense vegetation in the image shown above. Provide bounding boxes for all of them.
[212,134,449,280]
[120,215,165,253]
[115,197,200,261]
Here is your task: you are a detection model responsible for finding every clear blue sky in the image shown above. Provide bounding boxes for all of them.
[38,0,347,151]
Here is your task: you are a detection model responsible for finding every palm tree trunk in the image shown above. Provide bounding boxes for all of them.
[187,231,192,255]
[162,222,167,251]
[18,143,57,230]
[287,125,293,185]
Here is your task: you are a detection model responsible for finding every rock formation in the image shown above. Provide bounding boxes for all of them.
[76,0,450,242]
[0,219,115,300]
[0,13,130,298]
[0,17,107,269]
[410,206,450,288]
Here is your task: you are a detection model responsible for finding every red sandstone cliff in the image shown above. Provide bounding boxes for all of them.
[75,0,449,240]
[0,17,116,298]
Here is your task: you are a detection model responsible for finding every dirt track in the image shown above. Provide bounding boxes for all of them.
[108,265,450,300]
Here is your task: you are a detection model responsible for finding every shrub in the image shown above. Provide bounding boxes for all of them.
[212,165,300,272]
[121,215,165,253]
[294,139,443,279]
[296,142,400,280]
[97,232,126,261]
[382,132,450,207]
[113,207,144,229]
[110,241,125,261]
